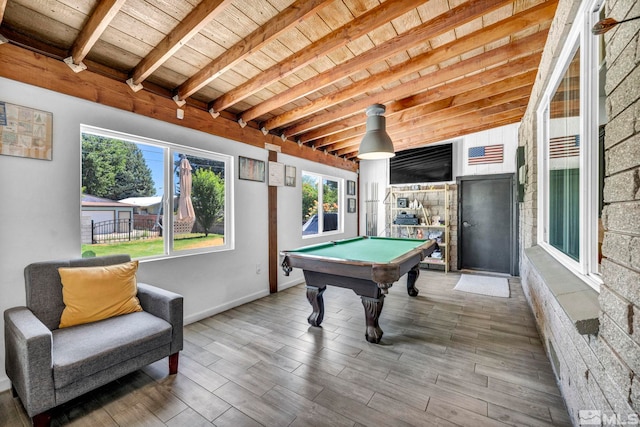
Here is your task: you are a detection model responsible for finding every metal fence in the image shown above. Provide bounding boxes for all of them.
[91,218,160,244]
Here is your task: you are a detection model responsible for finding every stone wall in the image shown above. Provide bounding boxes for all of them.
[518,0,640,424]
[599,0,640,417]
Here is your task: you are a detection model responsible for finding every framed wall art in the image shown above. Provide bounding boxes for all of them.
[285,165,296,187]
[0,101,53,161]
[347,180,356,195]
[348,198,357,213]
[268,161,285,186]
[239,156,265,182]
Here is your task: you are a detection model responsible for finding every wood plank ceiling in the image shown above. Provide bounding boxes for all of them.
[0,0,557,161]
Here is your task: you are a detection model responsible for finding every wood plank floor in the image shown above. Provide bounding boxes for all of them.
[0,270,571,426]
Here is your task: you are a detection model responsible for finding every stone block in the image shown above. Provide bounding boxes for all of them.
[604,101,638,149]
[594,336,633,402]
[600,314,640,373]
[599,284,632,333]
[607,65,640,119]
[602,201,640,235]
[634,305,640,346]
[632,376,640,414]
[606,133,640,175]
[589,338,631,411]
[602,259,640,306]
[603,169,639,202]
[602,231,638,268]
[605,32,638,94]
[585,373,616,416]
[604,1,640,71]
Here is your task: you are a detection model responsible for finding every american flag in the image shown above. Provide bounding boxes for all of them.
[468,144,504,165]
[549,135,580,158]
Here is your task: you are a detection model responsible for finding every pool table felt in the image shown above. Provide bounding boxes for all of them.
[287,237,429,264]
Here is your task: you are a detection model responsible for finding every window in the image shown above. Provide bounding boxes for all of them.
[301,171,342,237]
[537,0,606,291]
[81,126,232,259]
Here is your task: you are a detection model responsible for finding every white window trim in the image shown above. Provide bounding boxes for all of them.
[302,171,344,239]
[536,0,604,292]
[81,125,234,259]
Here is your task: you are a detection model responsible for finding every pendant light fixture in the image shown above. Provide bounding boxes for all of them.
[357,104,395,160]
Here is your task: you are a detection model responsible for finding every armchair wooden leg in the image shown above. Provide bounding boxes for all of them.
[169,352,179,375]
[32,411,51,427]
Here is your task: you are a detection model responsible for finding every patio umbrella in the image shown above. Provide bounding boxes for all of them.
[177,157,195,222]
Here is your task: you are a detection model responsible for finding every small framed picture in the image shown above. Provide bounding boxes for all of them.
[285,165,296,187]
[268,161,285,186]
[0,101,53,161]
[239,156,265,182]
[348,198,356,213]
[347,180,356,195]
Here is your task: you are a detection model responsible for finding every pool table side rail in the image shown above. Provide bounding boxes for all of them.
[280,239,436,285]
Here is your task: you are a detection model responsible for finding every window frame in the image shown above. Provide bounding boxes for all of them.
[81,125,234,259]
[536,0,605,292]
[301,170,344,238]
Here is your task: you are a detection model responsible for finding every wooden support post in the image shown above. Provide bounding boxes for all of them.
[268,150,278,293]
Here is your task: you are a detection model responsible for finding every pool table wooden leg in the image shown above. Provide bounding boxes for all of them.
[406,263,420,297]
[361,295,384,343]
[306,285,326,327]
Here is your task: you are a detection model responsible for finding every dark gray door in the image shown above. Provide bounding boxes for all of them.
[458,174,516,275]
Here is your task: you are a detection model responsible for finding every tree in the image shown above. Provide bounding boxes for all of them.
[173,154,224,195]
[82,135,155,200]
[191,169,225,236]
[322,180,339,213]
[302,177,318,222]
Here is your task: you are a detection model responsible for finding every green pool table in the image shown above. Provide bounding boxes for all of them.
[280,236,436,343]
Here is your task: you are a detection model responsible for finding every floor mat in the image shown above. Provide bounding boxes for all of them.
[453,274,510,298]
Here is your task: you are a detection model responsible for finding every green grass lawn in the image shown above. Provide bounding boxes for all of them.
[82,234,223,258]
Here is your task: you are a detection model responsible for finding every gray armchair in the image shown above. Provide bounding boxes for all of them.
[4,255,183,427]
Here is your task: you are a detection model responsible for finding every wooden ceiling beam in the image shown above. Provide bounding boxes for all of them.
[394,110,526,151]
[313,62,539,148]
[340,108,525,158]
[329,90,531,153]
[264,0,557,133]
[239,0,513,125]
[316,98,454,150]
[127,0,234,91]
[207,0,425,114]
[387,94,531,142]
[344,115,524,158]
[65,0,127,72]
[174,0,332,104]
[0,42,356,171]
[289,29,549,140]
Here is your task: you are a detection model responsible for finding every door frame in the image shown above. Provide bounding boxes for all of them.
[456,173,518,276]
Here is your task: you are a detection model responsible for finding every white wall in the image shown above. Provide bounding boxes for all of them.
[277,153,358,289]
[457,123,519,176]
[358,159,389,237]
[358,124,520,238]
[0,77,356,391]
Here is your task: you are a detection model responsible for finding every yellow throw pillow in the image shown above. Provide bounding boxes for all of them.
[58,260,143,328]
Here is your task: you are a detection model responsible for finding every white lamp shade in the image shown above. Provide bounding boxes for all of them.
[357,104,395,160]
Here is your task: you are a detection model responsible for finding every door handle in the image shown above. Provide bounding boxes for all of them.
[462,221,473,228]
